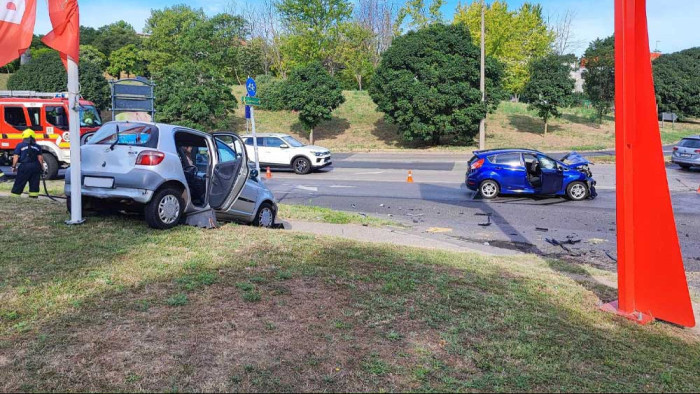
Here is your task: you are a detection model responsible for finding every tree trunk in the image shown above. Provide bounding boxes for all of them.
[544,119,548,135]
[432,131,440,145]
[357,74,362,91]
[309,128,315,145]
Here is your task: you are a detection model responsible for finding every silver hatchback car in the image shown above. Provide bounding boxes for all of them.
[65,122,278,229]
[672,136,700,169]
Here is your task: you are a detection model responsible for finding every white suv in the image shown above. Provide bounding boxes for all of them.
[242,133,332,174]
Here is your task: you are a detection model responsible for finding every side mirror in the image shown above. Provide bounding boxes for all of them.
[279,144,289,149]
[250,169,259,179]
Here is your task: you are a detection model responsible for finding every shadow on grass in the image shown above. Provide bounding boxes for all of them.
[507,115,563,135]
[290,117,351,142]
[2,199,699,392]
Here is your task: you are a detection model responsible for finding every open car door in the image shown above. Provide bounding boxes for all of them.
[208,133,249,210]
[537,155,564,195]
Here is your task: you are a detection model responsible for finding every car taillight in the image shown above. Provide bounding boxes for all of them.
[136,151,165,166]
[470,158,485,170]
[695,150,700,154]
[673,147,678,151]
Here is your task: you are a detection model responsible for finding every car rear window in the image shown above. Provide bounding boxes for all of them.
[678,138,700,149]
[89,123,159,148]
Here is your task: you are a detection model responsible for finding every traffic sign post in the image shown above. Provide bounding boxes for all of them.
[245,78,261,179]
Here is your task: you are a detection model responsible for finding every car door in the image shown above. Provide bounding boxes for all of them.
[207,133,247,210]
[264,137,292,165]
[210,133,252,213]
[537,155,564,195]
[492,153,528,191]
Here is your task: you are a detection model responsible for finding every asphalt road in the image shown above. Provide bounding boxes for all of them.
[263,152,700,290]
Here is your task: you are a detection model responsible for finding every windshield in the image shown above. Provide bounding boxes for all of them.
[80,105,103,127]
[282,136,304,148]
[89,122,159,148]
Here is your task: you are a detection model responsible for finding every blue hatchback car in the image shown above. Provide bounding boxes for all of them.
[465,149,597,200]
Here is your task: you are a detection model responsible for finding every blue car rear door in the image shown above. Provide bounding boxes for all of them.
[492,153,528,191]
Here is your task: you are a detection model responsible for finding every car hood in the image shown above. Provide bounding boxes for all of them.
[303,145,330,152]
[560,151,591,168]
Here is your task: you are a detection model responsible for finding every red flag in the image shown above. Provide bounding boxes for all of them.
[41,0,79,69]
[0,0,37,67]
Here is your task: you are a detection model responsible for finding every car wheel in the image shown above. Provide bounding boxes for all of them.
[293,157,311,175]
[252,202,276,228]
[144,187,183,230]
[678,164,691,170]
[479,180,500,199]
[42,153,59,180]
[566,182,589,201]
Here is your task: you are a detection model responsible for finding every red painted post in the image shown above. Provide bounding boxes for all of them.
[602,0,695,327]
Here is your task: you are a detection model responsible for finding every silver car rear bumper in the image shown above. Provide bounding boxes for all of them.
[65,184,155,204]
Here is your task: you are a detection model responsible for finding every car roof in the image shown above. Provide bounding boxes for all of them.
[680,135,700,140]
[474,148,542,156]
[240,133,290,138]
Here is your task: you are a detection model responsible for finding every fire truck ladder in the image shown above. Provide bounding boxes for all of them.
[0,90,71,98]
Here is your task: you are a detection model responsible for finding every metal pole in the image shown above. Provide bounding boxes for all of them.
[250,105,261,179]
[66,56,84,225]
[479,0,486,151]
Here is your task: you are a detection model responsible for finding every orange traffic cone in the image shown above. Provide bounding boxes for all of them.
[266,166,272,179]
[407,170,414,183]
[697,185,700,194]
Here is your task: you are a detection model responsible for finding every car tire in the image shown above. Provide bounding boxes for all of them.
[678,164,691,170]
[292,157,312,175]
[479,180,500,199]
[252,202,276,228]
[566,182,589,201]
[42,153,59,180]
[144,187,183,230]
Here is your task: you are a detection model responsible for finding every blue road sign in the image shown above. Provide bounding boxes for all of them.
[246,77,257,97]
[245,105,251,119]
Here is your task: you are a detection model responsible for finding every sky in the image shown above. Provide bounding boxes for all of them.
[33,0,700,56]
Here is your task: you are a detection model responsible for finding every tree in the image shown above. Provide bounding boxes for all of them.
[80,45,107,70]
[338,22,375,90]
[279,62,345,144]
[549,10,583,56]
[653,47,700,119]
[355,0,398,67]
[582,35,615,123]
[369,23,504,145]
[8,52,110,110]
[522,55,575,134]
[107,44,149,77]
[93,21,141,57]
[153,61,237,130]
[395,0,444,31]
[454,1,554,100]
[276,0,353,75]
[80,26,99,46]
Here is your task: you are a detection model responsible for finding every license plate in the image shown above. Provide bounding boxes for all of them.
[84,177,114,188]
[680,153,692,158]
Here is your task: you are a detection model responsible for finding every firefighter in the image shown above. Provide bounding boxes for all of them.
[11,129,44,198]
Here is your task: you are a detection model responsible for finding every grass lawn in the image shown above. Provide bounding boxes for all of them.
[230,86,700,153]
[0,73,9,90]
[1,197,698,392]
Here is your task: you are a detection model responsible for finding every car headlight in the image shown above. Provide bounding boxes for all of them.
[313,151,324,157]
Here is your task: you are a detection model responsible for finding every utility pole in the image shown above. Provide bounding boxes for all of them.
[479,0,486,151]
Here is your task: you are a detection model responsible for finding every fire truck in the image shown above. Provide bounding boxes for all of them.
[0,91,102,179]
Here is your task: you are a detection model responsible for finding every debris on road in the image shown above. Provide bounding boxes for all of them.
[536,227,549,232]
[475,212,492,227]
